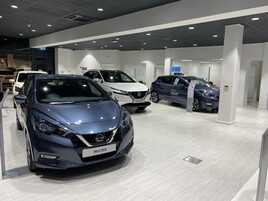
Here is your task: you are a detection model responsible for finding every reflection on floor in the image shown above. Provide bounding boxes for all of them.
[1,95,268,201]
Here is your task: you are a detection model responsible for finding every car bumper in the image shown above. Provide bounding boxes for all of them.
[114,92,151,108]
[200,98,219,111]
[30,126,134,169]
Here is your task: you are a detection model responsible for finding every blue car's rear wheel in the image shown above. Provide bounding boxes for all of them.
[151,91,160,103]
[26,137,37,172]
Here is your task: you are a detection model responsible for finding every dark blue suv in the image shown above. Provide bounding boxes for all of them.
[150,75,220,111]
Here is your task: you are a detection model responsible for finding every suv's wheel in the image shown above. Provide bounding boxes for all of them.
[26,137,37,172]
[16,113,22,130]
[192,98,201,111]
[151,91,160,103]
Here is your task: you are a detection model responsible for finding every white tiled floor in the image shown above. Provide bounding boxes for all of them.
[0,96,268,201]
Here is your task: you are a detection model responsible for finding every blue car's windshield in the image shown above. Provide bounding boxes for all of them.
[36,79,108,103]
[185,77,213,87]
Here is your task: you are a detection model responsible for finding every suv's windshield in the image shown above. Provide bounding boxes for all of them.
[185,77,213,87]
[37,79,108,103]
[100,70,135,83]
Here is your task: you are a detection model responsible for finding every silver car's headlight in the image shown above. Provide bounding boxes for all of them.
[34,116,69,137]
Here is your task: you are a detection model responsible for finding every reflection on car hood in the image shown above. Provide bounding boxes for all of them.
[103,82,148,92]
[35,100,121,134]
[196,86,220,94]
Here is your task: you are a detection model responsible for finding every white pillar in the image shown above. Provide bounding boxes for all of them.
[259,43,268,109]
[164,58,171,75]
[218,24,244,124]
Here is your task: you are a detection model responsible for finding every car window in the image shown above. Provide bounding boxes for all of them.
[36,78,108,103]
[100,71,135,83]
[18,73,42,82]
[159,76,173,84]
[93,72,102,79]
[173,77,180,85]
[84,71,94,79]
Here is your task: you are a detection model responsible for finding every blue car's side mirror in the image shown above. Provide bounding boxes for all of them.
[14,94,27,104]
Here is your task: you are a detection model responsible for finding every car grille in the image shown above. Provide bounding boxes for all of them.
[130,91,147,99]
[71,130,121,148]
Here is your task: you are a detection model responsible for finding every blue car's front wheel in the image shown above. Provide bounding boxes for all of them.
[192,98,201,111]
[151,91,160,103]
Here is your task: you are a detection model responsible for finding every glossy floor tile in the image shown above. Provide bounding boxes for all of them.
[0,96,267,201]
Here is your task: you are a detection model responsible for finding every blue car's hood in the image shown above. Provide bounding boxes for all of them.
[195,86,219,94]
[35,100,121,134]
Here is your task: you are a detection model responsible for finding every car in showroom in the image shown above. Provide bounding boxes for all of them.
[83,70,151,111]
[14,74,134,171]
[11,70,47,108]
[150,75,220,111]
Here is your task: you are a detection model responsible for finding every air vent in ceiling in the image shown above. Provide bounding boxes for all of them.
[64,14,96,23]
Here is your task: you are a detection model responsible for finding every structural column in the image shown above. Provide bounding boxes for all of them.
[164,58,171,75]
[218,24,244,124]
[258,43,268,109]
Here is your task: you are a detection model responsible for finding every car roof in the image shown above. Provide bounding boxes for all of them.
[33,74,87,80]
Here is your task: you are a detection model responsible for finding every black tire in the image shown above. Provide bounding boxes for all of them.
[16,113,23,130]
[151,91,160,103]
[26,137,37,172]
[192,98,201,111]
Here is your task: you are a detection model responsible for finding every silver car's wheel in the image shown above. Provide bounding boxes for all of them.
[151,91,160,103]
[192,98,200,111]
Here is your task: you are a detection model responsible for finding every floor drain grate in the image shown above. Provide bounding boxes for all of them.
[183,156,203,165]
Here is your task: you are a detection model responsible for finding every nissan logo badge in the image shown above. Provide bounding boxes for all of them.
[95,134,104,143]
[137,92,141,97]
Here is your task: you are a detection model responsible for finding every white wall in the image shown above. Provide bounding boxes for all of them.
[55,43,268,107]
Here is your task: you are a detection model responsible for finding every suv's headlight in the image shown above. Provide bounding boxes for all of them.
[121,111,132,127]
[111,87,128,95]
[34,116,69,137]
[201,90,213,97]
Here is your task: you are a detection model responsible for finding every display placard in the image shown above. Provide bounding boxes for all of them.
[170,66,181,73]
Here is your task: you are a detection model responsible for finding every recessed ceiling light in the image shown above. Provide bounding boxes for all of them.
[74,44,78,46]
[141,48,144,50]
[111,40,117,43]
[0,16,2,19]
[164,46,167,49]
[116,38,120,41]
[182,59,193,62]
[146,33,151,36]
[173,39,177,42]
[19,33,23,36]
[143,43,147,45]
[101,47,103,49]
[93,41,96,43]
[97,8,103,12]
[59,46,63,48]
[4,38,7,41]
[104,45,107,47]
[189,26,194,30]
[32,29,36,32]
[11,5,18,9]
[252,17,260,21]
[47,24,52,27]
[213,35,218,38]
[119,45,123,47]
[193,44,197,46]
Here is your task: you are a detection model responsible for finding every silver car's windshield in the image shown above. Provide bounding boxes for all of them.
[100,70,135,83]
[36,79,108,103]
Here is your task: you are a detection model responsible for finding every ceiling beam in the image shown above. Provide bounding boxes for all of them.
[30,0,268,48]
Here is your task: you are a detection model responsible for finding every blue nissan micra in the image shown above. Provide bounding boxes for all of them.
[15,74,134,171]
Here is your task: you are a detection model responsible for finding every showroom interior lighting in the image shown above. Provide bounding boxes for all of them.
[189,26,194,30]
[193,44,197,46]
[4,38,7,41]
[32,29,36,32]
[11,5,18,9]
[141,48,144,50]
[116,38,120,40]
[74,44,78,45]
[105,45,107,47]
[0,16,2,18]
[47,24,52,27]
[213,35,218,37]
[19,33,23,36]
[143,43,147,45]
[93,41,96,43]
[146,33,151,36]
[252,17,260,21]
[101,47,103,49]
[173,39,177,42]
[164,46,167,49]
[181,59,193,61]
[97,8,104,12]
[119,45,123,47]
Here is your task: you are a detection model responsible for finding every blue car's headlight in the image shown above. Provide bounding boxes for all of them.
[121,111,132,127]
[202,90,210,96]
[34,116,69,137]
